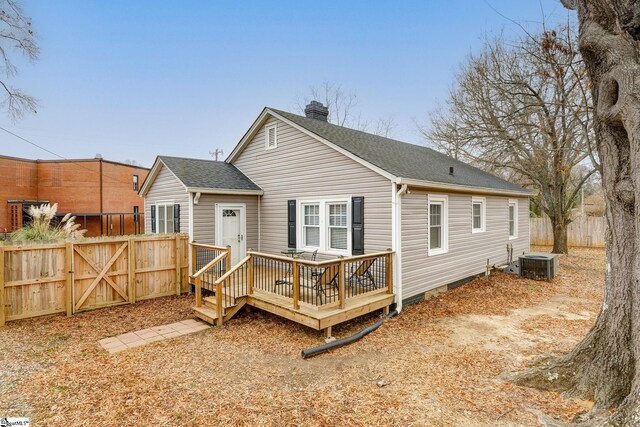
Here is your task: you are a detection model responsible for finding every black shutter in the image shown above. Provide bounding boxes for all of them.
[150,205,156,233]
[352,197,364,255]
[173,204,180,232]
[287,200,296,248]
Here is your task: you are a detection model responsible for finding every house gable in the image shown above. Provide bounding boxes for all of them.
[231,114,394,255]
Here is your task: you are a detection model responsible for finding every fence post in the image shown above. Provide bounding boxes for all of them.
[386,250,393,294]
[339,260,346,309]
[247,250,254,295]
[0,247,5,326]
[175,234,182,295]
[292,260,299,310]
[65,242,73,316]
[128,237,136,304]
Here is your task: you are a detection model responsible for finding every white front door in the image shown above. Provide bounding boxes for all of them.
[216,204,246,265]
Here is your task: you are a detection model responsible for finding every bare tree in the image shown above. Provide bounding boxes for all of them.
[0,0,38,120]
[297,81,397,137]
[511,1,640,425]
[297,82,359,126]
[421,23,597,254]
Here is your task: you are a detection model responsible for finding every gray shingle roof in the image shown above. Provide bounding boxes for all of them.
[159,156,261,191]
[270,108,529,194]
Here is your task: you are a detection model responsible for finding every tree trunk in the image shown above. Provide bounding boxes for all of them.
[552,218,569,254]
[511,1,640,425]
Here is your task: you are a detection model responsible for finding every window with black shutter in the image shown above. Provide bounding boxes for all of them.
[287,200,296,248]
[351,196,364,255]
[150,205,156,233]
[173,204,181,232]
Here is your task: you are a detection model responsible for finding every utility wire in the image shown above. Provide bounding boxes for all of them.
[0,125,146,188]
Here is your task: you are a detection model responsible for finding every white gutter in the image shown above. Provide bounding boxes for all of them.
[395,177,531,197]
[193,192,201,205]
[392,183,408,313]
[185,187,264,196]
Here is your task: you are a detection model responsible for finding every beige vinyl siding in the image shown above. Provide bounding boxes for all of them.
[143,164,189,233]
[233,116,393,256]
[192,193,259,249]
[401,191,529,299]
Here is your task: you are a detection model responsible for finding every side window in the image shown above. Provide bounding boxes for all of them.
[428,196,448,255]
[508,199,518,239]
[472,197,486,233]
[133,175,139,191]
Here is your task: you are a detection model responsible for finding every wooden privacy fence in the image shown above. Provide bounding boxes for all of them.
[530,216,606,248]
[1,234,189,326]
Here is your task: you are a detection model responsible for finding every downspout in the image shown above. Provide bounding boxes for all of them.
[258,195,261,252]
[393,182,408,313]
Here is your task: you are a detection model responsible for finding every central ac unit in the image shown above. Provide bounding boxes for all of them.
[519,253,559,280]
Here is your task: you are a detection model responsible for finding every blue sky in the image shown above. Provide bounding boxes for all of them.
[1,0,573,167]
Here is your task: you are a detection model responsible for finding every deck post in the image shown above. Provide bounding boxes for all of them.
[191,243,197,278]
[65,242,73,316]
[292,260,300,310]
[216,280,224,326]
[324,326,332,340]
[225,245,232,271]
[175,234,182,295]
[386,250,393,294]
[195,276,202,307]
[0,247,5,326]
[338,260,346,309]
[247,251,254,295]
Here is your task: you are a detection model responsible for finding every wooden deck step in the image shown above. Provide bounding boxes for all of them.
[202,296,236,313]
[192,306,219,325]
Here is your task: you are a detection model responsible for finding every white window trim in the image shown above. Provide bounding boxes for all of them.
[296,197,351,256]
[471,196,486,233]
[155,201,175,234]
[265,124,277,150]
[508,199,518,240]
[428,194,448,256]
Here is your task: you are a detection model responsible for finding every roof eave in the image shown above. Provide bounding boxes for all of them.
[186,187,264,196]
[395,177,532,197]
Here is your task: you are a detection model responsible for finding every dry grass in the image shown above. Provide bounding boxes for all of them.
[0,246,604,426]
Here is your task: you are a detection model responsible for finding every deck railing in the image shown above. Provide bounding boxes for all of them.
[190,244,394,326]
[191,243,230,292]
[248,250,394,310]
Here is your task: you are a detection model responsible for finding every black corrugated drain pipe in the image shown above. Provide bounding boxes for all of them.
[301,310,398,359]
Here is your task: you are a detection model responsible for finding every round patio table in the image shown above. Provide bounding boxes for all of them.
[281,249,306,258]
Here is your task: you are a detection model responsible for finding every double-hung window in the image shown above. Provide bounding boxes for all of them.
[508,199,518,239]
[472,196,486,233]
[156,203,174,234]
[328,203,348,251]
[428,195,448,255]
[303,204,320,247]
[298,198,350,255]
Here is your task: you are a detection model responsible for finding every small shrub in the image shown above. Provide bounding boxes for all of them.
[10,203,86,242]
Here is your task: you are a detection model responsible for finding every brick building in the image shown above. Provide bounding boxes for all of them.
[0,155,149,237]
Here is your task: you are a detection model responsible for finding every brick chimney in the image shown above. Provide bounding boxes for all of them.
[304,101,329,121]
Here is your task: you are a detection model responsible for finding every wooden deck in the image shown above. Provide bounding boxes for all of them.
[190,244,395,335]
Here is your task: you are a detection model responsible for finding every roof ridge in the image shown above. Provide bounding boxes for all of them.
[159,155,228,164]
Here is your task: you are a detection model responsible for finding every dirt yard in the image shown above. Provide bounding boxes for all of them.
[0,247,604,426]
